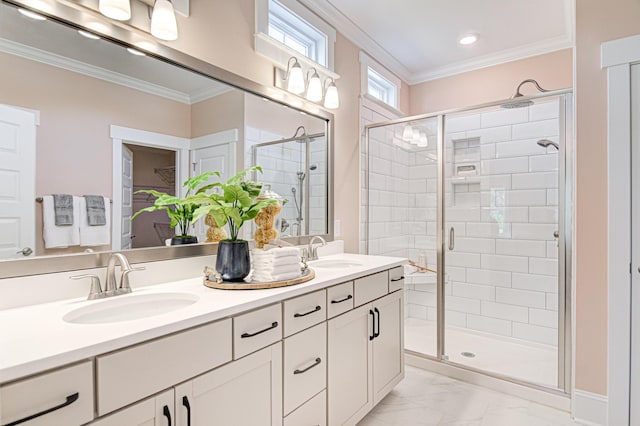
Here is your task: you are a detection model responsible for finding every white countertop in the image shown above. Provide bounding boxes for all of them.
[0,253,404,384]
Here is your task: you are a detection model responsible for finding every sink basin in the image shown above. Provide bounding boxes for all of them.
[63,292,199,324]
[311,260,364,269]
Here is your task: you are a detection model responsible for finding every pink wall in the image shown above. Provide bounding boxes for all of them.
[574,0,640,396]
[409,49,573,114]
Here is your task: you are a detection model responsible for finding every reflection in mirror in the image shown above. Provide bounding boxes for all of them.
[0,0,329,263]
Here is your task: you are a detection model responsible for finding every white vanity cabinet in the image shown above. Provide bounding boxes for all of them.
[88,389,174,426]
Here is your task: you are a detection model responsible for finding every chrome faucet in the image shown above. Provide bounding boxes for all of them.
[105,252,144,296]
[307,236,327,261]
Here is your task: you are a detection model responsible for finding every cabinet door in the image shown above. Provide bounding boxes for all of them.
[327,303,373,426]
[89,389,174,426]
[372,291,404,405]
[187,343,282,426]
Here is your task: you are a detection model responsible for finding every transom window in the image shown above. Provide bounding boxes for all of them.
[360,52,401,111]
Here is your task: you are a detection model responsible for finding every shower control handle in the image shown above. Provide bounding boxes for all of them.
[448,227,455,251]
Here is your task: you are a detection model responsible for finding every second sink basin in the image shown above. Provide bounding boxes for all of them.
[311,260,364,269]
[63,292,199,325]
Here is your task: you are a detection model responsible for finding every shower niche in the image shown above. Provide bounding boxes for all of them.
[448,136,480,207]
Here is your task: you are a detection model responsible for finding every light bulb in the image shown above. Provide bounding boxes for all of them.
[287,60,305,94]
[306,70,323,102]
[323,80,339,109]
[402,125,413,141]
[151,0,178,41]
[417,132,429,147]
[412,128,421,144]
[99,0,131,21]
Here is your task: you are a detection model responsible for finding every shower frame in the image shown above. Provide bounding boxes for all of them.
[363,88,574,395]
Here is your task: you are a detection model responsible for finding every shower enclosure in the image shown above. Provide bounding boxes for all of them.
[364,87,572,393]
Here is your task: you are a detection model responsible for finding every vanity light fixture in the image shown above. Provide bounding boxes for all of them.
[78,30,101,40]
[323,78,339,109]
[285,57,305,94]
[417,132,429,147]
[402,125,414,141]
[306,68,323,102]
[126,47,146,56]
[459,34,478,45]
[150,0,178,41]
[99,0,131,21]
[18,8,46,20]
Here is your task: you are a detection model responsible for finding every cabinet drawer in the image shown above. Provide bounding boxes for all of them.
[354,270,389,306]
[327,281,354,318]
[284,389,326,426]
[283,322,327,415]
[1,361,93,426]
[388,266,405,292]
[234,303,282,359]
[284,290,326,337]
[96,319,232,416]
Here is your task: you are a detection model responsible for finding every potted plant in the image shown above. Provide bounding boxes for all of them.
[186,166,277,281]
[131,172,216,245]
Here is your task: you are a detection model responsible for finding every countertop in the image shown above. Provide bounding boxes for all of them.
[0,253,404,384]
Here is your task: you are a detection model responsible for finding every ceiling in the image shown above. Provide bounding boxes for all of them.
[302,0,573,85]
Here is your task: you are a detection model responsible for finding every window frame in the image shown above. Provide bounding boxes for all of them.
[360,52,402,112]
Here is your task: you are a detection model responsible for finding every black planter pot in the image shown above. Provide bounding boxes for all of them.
[216,240,251,282]
[170,236,198,245]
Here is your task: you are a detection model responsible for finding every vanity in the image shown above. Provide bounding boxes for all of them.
[0,253,405,426]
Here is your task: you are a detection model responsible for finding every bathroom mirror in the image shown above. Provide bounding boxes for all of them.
[0,0,333,274]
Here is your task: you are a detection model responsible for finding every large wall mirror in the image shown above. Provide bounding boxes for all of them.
[0,0,333,276]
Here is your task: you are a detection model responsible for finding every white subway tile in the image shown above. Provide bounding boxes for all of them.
[512,223,557,240]
[481,108,529,127]
[512,273,557,292]
[529,100,559,121]
[466,268,512,287]
[496,287,546,308]
[426,307,438,322]
[546,293,558,311]
[481,254,529,273]
[481,207,529,223]
[370,206,392,222]
[447,251,481,268]
[447,207,481,222]
[371,157,392,175]
[495,240,547,257]
[529,257,558,276]
[454,192,480,206]
[512,119,559,140]
[479,174,512,191]
[446,114,481,132]
[481,157,529,175]
[444,310,466,327]
[408,304,428,320]
[466,314,512,336]
[511,172,558,190]
[466,125,513,144]
[529,207,558,223]
[546,241,558,258]
[481,144,496,159]
[481,301,529,323]
[467,222,512,238]
[454,237,496,254]
[529,308,557,328]
[495,139,548,158]
[529,154,558,172]
[446,266,467,282]
[506,189,548,206]
[452,282,495,301]
[547,189,558,206]
[512,322,557,345]
[445,295,481,314]
[407,289,435,307]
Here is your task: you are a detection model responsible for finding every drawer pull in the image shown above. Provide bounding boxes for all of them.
[390,276,404,282]
[293,357,322,375]
[163,405,172,426]
[241,321,278,338]
[7,392,79,426]
[182,396,191,426]
[373,307,381,339]
[293,305,321,318]
[331,294,353,304]
[369,310,375,341]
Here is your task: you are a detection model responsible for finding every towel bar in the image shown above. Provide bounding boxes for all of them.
[36,197,112,204]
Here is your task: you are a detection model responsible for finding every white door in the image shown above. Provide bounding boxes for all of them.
[121,145,134,250]
[0,105,36,259]
[631,63,640,425]
[372,291,404,404]
[191,142,235,241]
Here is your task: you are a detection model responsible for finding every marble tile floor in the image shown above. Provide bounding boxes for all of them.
[358,366,579,426]
[404,318,558,388]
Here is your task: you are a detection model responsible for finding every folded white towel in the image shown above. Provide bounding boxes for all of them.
[79,196,111,246]
[253,262,301,275]
[252,256,300,268]
[43,195,80,248]
[252,270,302,282]
[258,247,300,258]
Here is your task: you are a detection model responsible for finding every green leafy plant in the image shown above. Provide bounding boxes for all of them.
[131,172,216,238]
[185,166,278,241]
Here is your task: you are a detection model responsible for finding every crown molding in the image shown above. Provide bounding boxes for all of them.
[190,85,233,104]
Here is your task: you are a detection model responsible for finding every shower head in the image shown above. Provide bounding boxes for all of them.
[537,139,559,150]
[501,79,549,109]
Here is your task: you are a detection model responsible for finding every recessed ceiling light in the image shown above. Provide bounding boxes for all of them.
[459,34,478,45]
[78,30,100,40]
[126,47,146,56]
[18,8,46,20]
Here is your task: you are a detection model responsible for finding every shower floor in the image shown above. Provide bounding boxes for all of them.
[405,317,558,388]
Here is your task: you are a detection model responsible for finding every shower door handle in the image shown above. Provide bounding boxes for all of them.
[448,227,455,251]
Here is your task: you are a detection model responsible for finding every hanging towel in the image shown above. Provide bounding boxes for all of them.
[83,195,106,226]
[79,196,111,246]
[43,195,80,248]
[52,194,74,226]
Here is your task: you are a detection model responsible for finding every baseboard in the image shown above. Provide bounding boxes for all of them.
[573,390,607,426]
[406,353,571,411]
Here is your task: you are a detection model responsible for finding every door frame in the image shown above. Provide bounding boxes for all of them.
[111,125,189,250]
[603,34,640,426]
